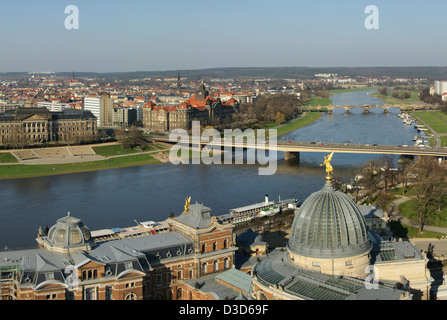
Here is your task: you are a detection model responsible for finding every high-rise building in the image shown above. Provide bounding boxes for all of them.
[84,95,114,127]
[434,81,447,95]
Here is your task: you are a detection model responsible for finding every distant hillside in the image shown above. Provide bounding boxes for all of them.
[57,67,447,80]
[3,66,447,80]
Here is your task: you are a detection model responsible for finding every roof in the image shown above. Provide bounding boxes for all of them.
[184,271,248,300]
[171,202,213,229]
[231,201,275,213]
[253,253,409,300]
[288,180,372,259]
[215,267,252,294]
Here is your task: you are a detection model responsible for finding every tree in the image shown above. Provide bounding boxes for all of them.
[409,156,447,233]
[379,154,396,192]
[115,126,145,149]
[357,159,382,203]
[274,112,286,125]
[378,87,388,95]
[397,156,414,195]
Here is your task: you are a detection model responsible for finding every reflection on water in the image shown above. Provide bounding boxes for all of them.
[330,89,387,106]
[0,90,424,248]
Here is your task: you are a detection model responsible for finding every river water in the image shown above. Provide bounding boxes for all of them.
[0,90,423,247]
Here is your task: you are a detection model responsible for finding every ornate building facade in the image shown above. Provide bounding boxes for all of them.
[0,107,97,146]
[250,172,432,300]
[0,201,238,300]
[142,82,239,131]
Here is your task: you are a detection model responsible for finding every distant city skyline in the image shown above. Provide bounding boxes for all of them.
[0,0,446,73]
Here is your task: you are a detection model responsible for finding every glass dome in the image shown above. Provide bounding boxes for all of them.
[287,180,372,259]
[44,212,94,252]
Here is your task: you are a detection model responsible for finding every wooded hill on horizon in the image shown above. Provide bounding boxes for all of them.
[2,66,447,80]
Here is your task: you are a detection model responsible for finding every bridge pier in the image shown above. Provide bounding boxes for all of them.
[284,151,300,161]
[363,108,369,114]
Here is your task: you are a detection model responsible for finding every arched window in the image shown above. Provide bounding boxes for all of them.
[223,239,228,249]
[201,243,206,253]
[125,292,137,300]
[213,260,218,272]
[87,270,92,279]
[177,288,182,299]
[258,291,268,300]
[212,242,217,251]
[224,258,230,269]
[93,269,98,279]
[82,271,86,280]
[201,263,207,275]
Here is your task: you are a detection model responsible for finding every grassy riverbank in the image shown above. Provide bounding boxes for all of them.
[0,154,161,180]
[327,86,380,94]
[410,111,447,134]
[276,112,321,136]
[0,113,322,180]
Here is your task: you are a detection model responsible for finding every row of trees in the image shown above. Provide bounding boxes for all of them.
[351,155,446,233]
[114,126,146,149]
[378,86,412,100]
[238,93,302,123]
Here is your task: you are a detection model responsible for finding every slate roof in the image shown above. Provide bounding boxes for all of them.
[215,267,252,294]
[253,252,409,300]
[0,231,194,288]
[171,202,213,229]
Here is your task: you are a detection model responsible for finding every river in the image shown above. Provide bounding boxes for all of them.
[0,90,424,248]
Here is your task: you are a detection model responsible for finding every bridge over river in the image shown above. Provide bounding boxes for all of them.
[152,136,447,161]
[301,104,438,114]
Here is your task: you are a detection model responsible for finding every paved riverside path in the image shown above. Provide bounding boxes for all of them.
[386,195,447,257]
[410,113,442,148]
[387,194,447,235]
[0,142,172,165]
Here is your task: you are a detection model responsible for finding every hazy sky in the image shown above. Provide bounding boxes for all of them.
[0,0,446,72]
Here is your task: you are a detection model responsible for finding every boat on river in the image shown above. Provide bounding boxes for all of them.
[217,195,302,225]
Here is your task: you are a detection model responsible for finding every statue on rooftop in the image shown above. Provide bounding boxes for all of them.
[184,196,191,214]
[320,152,334,181]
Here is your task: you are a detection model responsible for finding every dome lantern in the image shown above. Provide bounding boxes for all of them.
[42,212,94,253]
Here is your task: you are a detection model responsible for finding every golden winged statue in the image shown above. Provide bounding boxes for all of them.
[320,152,334,181]
[184,196,191,213]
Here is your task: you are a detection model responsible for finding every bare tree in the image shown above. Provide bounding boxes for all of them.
[397,156,414,195]
[357,158,382,203]
[409,156,447,233]
[115,126,145,149]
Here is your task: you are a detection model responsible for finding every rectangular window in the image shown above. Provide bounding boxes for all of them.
[105,286,112,300]
[156,274,162,286]
[45,272,54,280]
[312,261,320,267]
[84,288,96,300]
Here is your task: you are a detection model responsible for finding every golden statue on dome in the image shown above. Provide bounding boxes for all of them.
[320,152,334,181]
[184,196,191,213]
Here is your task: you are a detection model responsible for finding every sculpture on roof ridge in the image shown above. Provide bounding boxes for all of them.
[320,152,334,181]
[183,196,191,214]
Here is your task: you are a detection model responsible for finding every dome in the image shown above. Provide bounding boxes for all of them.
[287,180,372,259]
[44,212,94,252]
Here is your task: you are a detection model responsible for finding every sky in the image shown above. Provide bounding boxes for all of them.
[0,0,446,73]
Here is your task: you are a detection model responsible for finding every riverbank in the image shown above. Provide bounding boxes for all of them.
[0,112,323,180]
[0,153,163,180]
[0,142,173,180]
[274,112,321,136]
[301,86,382,107]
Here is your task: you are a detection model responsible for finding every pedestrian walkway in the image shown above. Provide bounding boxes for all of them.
[386,194,447,235]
